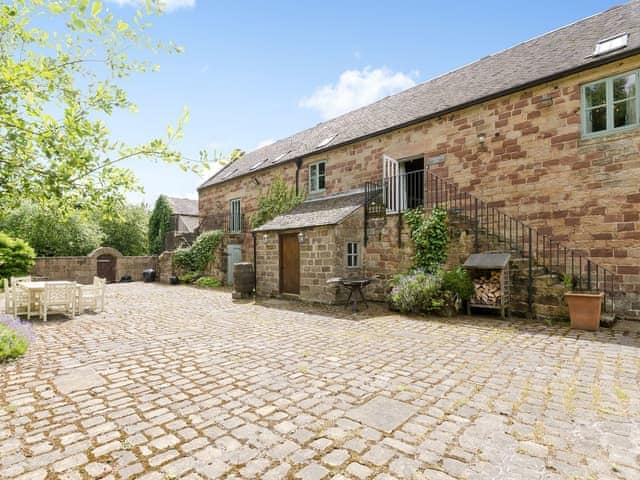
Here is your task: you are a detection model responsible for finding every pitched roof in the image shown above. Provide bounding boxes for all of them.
[200,1,640,190]
[166,197,198,216]
[253,191,365,232]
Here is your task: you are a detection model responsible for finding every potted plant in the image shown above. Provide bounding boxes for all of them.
[563,274,604,331]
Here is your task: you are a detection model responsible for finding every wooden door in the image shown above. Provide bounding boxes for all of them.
[280,234,300,294]
[97,254,116,283]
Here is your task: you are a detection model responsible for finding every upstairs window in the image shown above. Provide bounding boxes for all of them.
[229,198,241,233]
[582,70,639,137]
[308,161,326,194]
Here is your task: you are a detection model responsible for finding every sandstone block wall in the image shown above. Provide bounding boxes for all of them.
[33,255,157,284]
[200,54,640,317]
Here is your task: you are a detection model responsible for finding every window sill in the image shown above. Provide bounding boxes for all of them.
[580,124,640,144]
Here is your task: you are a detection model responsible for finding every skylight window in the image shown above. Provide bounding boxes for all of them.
[249,159,267,170]
[315,134,337,149]
[271,152,287,164]
[593,33,628,57]
[222,168,238,179]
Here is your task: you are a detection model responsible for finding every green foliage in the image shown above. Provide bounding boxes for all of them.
[100,204,149,256]
[173,230,224,273]
[0,1,204,215]
[0,233,36,281]
[148,196,173,255]
[441,267,474,301]
[0,323,29,361]
[252,177,306,228]
[389,266,472,316]
[405,207,449,273]
[389,272,443,314]
[0,202,102,256]
[194,276,222,288]
[562,273,576,291]
[178,272,201,284]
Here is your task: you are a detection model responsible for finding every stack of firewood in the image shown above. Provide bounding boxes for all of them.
[473,271,502,305]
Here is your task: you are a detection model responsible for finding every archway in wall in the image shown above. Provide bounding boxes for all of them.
[88,247,124,283]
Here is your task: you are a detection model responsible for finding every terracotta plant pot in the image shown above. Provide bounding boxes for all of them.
[565,292,604,331]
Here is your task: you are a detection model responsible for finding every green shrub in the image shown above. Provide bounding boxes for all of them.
[0,315,32,361]
[389,266,473,316]
[178,272,201,284]
[195,276,222,288]
[389,272,443,314]
[0,232,36,282]
[174,230,223,272]
[441,267,474,301]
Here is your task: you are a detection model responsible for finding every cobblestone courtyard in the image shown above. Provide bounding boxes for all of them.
[1,283,640,480]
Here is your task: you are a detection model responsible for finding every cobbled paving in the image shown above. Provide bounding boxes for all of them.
[1,283,640,479]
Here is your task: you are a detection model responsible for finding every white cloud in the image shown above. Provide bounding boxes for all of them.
[108,0,195,12]
[299,66,417,120]
[256,138,275,149]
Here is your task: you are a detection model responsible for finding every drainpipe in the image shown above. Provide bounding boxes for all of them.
[252,231,257,294]
[294,158,303,195]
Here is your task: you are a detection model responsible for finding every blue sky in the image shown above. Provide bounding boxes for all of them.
[102,0,623,205]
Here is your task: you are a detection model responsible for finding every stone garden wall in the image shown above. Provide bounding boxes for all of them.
[32,247,157,284]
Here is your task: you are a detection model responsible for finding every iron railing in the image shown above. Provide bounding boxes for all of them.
[200,213,247,234]
[364,170,424,215]
[365,169,617,314]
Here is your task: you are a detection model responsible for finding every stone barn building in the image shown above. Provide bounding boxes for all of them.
[198,2,640,319]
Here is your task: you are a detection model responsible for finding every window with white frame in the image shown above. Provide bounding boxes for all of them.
[229,198,241,233]
[346,242,360,268]
[582,69,639,137]
[308,161,326,194]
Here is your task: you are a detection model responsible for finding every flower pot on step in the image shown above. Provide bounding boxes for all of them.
[565,292,604,331]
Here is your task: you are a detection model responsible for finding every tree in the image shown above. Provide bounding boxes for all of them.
[0,203,103,257]
[148,195,173,254]
[251,177,306,228]
[100,204,149,256]
[0,1,205,214]
[0,232,36,281]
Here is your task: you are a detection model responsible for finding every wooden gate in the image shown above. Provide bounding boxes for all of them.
[279,234,300,294]
[97,254,116,283]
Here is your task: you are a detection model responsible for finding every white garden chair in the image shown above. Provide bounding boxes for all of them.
[77,276,106,314]
[10,275,31,286]
[3,278,13,314]
[40,282,76,322]
[12,283,31,318]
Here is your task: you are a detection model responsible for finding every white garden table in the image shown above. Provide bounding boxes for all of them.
[18,280,75,319]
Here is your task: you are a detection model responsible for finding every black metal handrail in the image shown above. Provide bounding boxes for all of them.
[364,169,617,314]
[200,213,247,234]
[423,171,616,314]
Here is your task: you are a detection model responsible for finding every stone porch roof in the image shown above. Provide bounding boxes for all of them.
[253,191,365,232]
[200,2,640,190]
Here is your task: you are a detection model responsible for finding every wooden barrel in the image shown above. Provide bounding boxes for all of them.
[233,262,254,294]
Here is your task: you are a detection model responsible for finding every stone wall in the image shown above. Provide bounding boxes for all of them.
[200,54,640,317]
[33,252,157,284]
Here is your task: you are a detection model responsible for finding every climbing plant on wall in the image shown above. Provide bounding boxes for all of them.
[251,177,306,228]
[404,207,449,273]
[173,230,224,273]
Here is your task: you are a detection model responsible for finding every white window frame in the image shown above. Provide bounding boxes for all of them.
[229,198,241,233]
[308,161,326,194]
[346,242,360,268]
[581,69,640,139]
